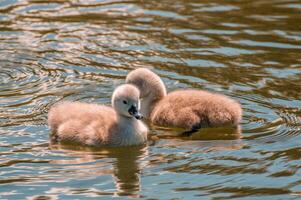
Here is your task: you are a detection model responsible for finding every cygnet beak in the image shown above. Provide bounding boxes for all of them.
[128,105,143,120]
[134,112,143,120]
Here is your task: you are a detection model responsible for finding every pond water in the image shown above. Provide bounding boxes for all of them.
[0,0,301,199]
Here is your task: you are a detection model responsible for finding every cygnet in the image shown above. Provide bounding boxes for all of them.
[126,68,242,134]
[48,84,148,146]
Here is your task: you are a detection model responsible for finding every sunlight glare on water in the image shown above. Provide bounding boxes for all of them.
[0,0,301,199]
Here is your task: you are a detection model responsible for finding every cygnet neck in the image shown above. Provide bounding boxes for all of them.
[115,114,135,134]
[125,68,167,119]
[141,83,166,119]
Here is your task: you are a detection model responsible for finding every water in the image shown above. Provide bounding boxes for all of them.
[0,0,301,199]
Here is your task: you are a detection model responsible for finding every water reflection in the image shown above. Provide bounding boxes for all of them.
[151,125,242,140]
[50,144,148,198]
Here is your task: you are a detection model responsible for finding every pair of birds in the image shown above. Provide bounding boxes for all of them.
[48,68,242,147]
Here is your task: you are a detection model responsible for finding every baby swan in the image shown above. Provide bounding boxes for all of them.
[48,84,148,147]
[126,68,242,132]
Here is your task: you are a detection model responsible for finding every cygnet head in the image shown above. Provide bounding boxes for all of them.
[125,68,167,118]
[126,68,166,100]
[112,84,143,120]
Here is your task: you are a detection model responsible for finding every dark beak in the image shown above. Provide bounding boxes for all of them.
[128,105,143,120]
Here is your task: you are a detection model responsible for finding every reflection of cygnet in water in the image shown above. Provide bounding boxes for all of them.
[48,84,148,147]
[126,68,242,135]
[188,125,242,140]
[156,127,243,151]
[50,145,148,198]
[111,146,148,197]
[151,125,242,146]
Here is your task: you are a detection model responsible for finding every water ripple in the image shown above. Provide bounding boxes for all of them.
[0,0,301,199]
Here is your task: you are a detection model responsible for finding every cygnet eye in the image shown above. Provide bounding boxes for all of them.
[123,100,127,104]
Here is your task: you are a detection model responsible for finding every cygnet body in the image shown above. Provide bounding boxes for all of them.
[126,68,242,131]
[48,84,148,147]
